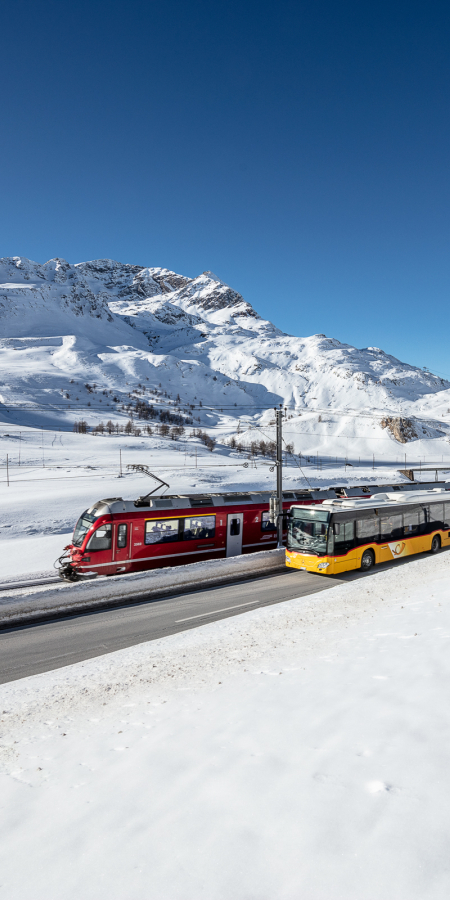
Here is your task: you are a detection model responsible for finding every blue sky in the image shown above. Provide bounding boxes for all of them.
[1,0,449,377]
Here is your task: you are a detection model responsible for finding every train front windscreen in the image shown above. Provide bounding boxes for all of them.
[72,511,97,547]
[287,507,330,555]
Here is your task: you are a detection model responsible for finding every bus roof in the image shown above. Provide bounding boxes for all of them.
[324,489,448,510]
[291,488,449,513]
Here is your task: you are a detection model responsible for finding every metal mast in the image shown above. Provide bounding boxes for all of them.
[275,406,283,548]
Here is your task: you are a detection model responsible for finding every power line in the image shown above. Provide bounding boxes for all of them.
[1,402,449,425]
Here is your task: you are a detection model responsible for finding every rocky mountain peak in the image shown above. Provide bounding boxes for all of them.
[1,255,450,451]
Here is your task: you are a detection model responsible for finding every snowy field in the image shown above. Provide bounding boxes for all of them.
[1,550,450,899]
[0,425,430,583]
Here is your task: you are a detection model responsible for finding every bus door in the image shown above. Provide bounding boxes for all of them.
[114,522,130,572]
[226,513,243,557]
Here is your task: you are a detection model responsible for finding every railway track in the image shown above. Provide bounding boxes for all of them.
[0,576,61,593]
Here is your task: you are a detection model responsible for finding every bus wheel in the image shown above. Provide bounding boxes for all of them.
[361,549,375,571]
[431,535,441,554]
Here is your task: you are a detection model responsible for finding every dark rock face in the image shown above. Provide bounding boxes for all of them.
[169,273,260,318]
[148,269,192,293]
[380,417,418,443]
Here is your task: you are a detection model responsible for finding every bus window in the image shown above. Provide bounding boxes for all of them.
[402,509,424,537]
[288,509,329,555]
[145,519,180,544]
[428,504,444,529]
[356,517,379,544]
[333,520,355,554]
[444,503,450,528]
[380,514,403,541]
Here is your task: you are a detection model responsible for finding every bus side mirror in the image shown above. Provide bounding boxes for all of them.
[334,523,340,535]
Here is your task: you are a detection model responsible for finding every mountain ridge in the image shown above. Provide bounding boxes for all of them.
[1,256,450,452]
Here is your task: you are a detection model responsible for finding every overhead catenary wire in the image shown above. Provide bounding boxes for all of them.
[1,424,448,443]
[235,420,313,488]
[1,399,448,425]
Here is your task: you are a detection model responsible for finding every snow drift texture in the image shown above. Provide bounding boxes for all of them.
[2,551,450,899]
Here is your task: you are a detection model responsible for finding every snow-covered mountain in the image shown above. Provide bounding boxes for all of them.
[1,255,450,453]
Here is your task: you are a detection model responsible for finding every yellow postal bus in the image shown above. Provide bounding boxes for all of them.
[286,488,450,575]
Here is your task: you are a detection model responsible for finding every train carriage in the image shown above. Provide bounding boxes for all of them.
[58,489,337,581]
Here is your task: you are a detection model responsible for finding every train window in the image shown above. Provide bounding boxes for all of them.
[117,524,128,549]
[261,511,277,532]
[183,515,215,540]
[230,518,241,536]
[73,511,96,547]
[87,523,112,552]
[145,518,180,544]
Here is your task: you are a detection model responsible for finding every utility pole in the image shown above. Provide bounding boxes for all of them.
[276,407,283,548]
[269,407,284,547]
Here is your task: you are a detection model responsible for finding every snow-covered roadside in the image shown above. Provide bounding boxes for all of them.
[0,548,286,625]
[1,552,450,899]
[0,532,72,582]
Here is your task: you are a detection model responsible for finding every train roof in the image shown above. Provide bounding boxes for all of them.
[84,481,449,517]
[87,488,342,516]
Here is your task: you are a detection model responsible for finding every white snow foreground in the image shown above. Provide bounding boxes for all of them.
[1,553,450,899]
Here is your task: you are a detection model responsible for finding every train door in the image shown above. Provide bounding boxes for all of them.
[114,522,130,572]
[226,513,243,557]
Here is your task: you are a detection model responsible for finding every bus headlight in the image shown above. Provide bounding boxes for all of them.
[317,561,330,569]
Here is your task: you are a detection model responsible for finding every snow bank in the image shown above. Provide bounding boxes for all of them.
[1,552,450,898]
[0,548,285,626]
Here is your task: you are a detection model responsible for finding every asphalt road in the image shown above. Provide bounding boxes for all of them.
[0,568,353,685]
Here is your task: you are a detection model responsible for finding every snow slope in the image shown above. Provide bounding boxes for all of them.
[2,255,450,450]
[1,551,450,898]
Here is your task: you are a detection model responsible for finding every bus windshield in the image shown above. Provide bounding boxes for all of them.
[288,508,330,555]
[73,511,97,547]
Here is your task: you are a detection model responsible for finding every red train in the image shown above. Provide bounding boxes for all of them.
[56,481,448,581]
